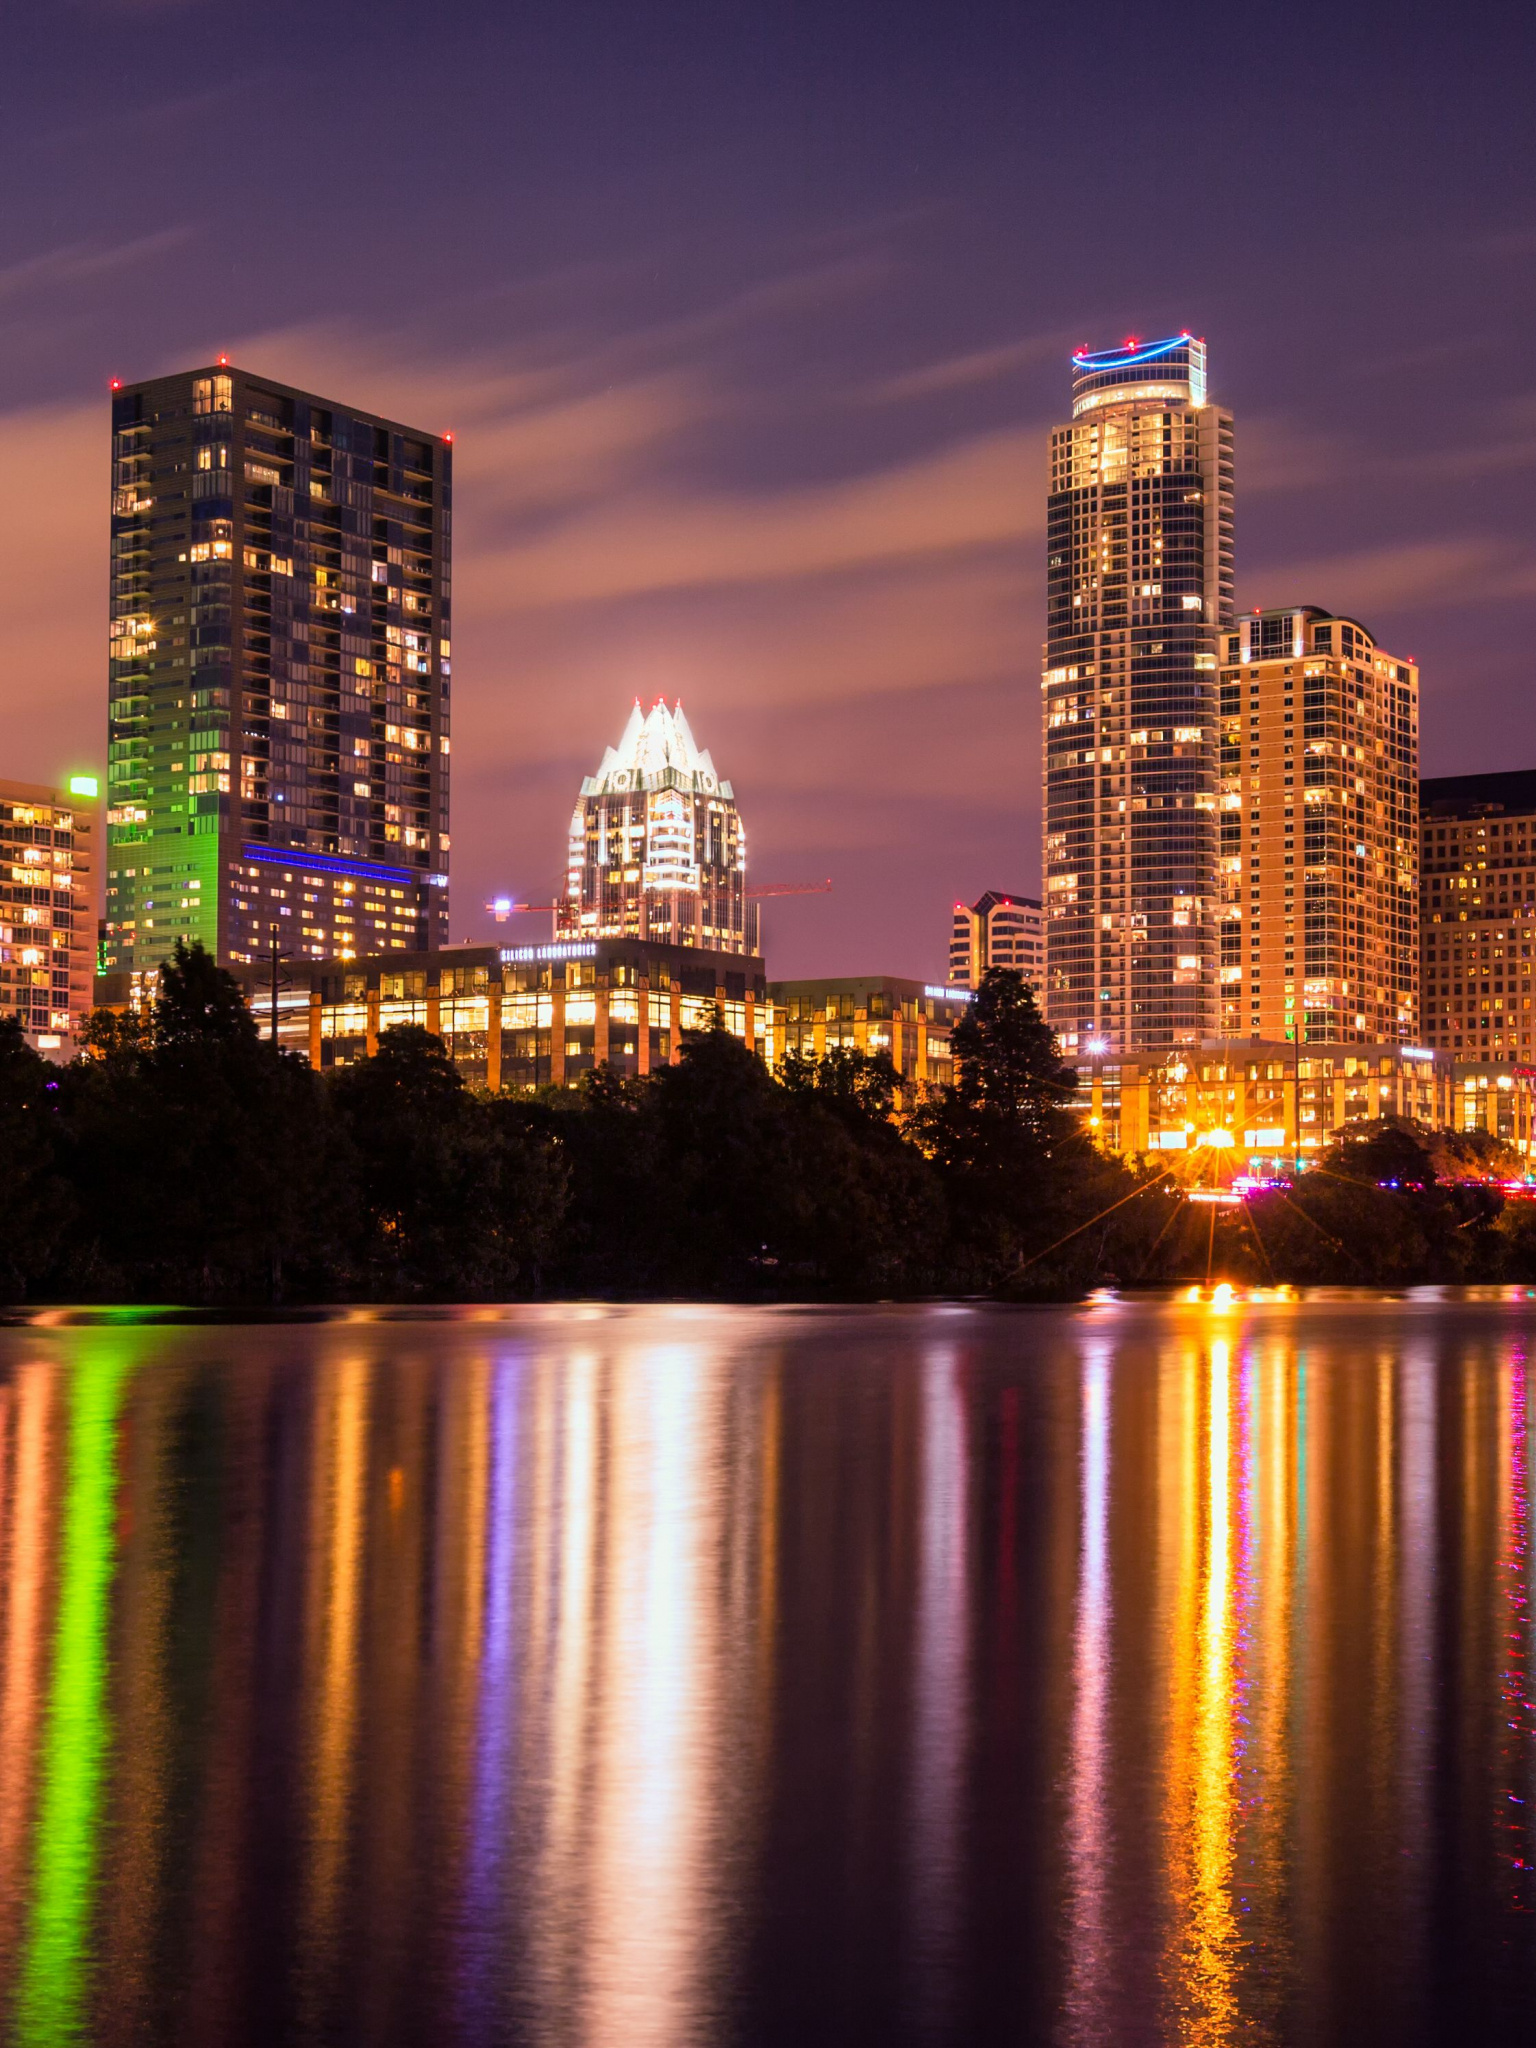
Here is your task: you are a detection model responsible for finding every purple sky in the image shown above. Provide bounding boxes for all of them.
[3,0,1534,979]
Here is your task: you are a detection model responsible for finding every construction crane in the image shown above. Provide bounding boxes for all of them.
[487,880,831,921]
[485,896,562,923]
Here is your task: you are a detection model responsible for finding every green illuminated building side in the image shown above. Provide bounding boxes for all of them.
[105,362,452,975]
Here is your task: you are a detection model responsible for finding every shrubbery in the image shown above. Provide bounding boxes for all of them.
[2,942,1532,1302]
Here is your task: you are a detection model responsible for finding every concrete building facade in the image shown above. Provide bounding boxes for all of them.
[1218,607,1418,1043]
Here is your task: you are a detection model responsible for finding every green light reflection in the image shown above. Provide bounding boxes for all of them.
[13,1345,134,2047]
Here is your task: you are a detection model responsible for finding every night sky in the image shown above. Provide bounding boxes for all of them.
[2,0,1534,978]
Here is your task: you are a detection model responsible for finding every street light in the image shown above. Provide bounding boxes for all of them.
[1085,1038,1108,1137]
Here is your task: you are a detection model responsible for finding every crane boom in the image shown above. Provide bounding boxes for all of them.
[746,879,833,899]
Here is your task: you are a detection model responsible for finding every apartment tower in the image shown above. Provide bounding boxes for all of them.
[1218,607,1418,1043]
[1420,769,1536,1061]
[105,362,451,972]
[1042,335,1233,1056]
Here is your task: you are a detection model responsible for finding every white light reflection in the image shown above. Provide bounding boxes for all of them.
[908,1343,968,2035]
[1064,1343,1113,2043]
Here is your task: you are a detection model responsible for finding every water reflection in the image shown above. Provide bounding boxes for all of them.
[0,1302,1534,2044]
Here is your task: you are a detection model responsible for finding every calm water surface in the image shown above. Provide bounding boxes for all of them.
[0,1297,1534,2045]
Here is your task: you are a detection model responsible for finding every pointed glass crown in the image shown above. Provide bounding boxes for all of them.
[581,699,732,798]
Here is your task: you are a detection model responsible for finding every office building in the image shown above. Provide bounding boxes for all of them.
[1218,608,1418,1042]
[770,976,973,1097]
[1421,769,1536,1061]
[948,891,1044,990]
[0,776,101,1055]
[1042,334,1234,1058]
[556,699,756,954]
[221,936,767,1089]
[104,361,451,974]
[1087,1040,1453,1163]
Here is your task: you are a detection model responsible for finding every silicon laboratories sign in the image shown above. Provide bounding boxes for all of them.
[500,942,598,964]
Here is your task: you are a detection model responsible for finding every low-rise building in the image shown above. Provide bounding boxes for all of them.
[768,976,972,1096]
[210,936,768,1088]
[1,775,101,1056]
[1085,1038,1457,1164]
[1451,1062,1536,1150]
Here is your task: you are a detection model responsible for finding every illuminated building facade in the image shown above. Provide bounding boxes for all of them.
[948,892,1044,990]
[1421,769,1536,1061]
[1043,335,1234,1058]
[0,776,100,1055]
[769,977,972,1097]
[557,700,756,954]
[226,936,768,1089]
[1218,608,1418,1043]
[1086,1040,1453,1164]
[105,362,451,974]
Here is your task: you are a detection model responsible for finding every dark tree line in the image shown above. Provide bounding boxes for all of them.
[2,942,1534,1303]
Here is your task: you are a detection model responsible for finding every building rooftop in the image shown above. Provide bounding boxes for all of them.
[1070,333,1207,415]
[1421,770,1536,819]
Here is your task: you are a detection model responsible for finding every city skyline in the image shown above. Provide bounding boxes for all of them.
[0,3,1533,982]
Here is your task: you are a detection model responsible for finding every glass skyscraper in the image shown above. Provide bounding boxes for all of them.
[1042,335,1233,1055]
[104,361,451,972]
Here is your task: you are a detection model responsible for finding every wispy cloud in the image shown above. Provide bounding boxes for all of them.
[0,228,192,308]
[865,331,1069,404]
[1247,535,1536,621]
[469,426,1040,607]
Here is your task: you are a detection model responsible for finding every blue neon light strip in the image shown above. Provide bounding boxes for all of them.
[1071,335,1192,372]
[240,842,416,886]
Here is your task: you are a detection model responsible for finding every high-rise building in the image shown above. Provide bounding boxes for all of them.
[1420,769,1536,1062]
[104,362,451,974]
[947,891,1044,989]
[556,699,757,953]
[1218,608,1418,1043]
[0,775,101,1055]
[1042,335,1233,1057]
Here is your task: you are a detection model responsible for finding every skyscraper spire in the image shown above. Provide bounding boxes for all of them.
[557,701,754,953]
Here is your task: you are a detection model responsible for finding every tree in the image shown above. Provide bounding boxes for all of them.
[776,1047,946,1292]
[911,970,1129,1289]
[58,940,333,1299]
[0,1018,71,1301]
[328,1024,566,1296]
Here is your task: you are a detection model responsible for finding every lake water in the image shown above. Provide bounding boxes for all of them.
[0,1297,1534,2045]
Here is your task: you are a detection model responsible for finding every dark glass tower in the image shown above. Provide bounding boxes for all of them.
[1041,335,1233,1056]
[104,362,451,972]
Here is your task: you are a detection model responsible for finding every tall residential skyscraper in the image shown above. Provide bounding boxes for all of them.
[104,362,451,972]
[1420,769,1536,1062]
[947,891,1044,990]
[556,699,757,954]
[1042,335,1233,1056]
[1218,608,1418,1043]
